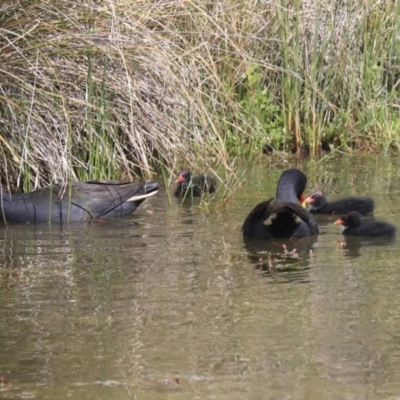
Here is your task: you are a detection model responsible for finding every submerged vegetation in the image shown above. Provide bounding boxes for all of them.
[0,0,399,190]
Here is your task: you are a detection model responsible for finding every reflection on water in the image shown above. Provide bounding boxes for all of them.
[243,236,317,284]
[336,234,397,258]
[1,155,400,399]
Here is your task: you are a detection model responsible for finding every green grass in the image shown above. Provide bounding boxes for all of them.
[0,0,399,193]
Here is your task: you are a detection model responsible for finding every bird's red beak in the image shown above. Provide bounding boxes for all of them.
[333,218,344,225]
[176,175,185,183]
[300,193,306,207]
[304,195,313,204]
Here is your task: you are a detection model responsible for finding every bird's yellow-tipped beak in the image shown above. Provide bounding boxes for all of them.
[300,193,306,208]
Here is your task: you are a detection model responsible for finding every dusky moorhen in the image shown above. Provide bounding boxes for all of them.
[0,180,160,224]
[174,169,216,197]
[242,168,319,239]
[305,190,374,214]
[333,211,396,237]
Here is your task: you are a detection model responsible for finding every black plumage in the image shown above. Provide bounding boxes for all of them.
[0,180,160,224]
[334,211,396,237]
[305,190,374,214]
[241,169,319,239]
[174,169,216,197]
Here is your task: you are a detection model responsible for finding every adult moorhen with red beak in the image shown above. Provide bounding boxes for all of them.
[334,211,396,237]
[305,190,374,214]
[242,168,319,239]
[174,169,216,197]
[0,180,160,224]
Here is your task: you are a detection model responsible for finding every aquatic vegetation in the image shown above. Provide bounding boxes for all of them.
[0,0,399,192]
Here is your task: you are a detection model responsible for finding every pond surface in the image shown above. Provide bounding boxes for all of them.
[1,155,400,399]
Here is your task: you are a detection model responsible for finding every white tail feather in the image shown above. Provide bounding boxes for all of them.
[264,213,277,226]
[127,190,158,202]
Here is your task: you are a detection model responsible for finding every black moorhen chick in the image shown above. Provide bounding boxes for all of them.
[242,168,319,239]
[174,169,216,197]
[334,211,396,237]
[305,190,374,214]
[0,180,160,224]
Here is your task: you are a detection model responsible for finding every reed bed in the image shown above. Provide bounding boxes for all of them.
[0,0,399,191]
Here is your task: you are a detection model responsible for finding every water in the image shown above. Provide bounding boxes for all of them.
[1,155,400,399]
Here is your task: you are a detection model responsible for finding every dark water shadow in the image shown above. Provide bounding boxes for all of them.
[336,234,397,258]
[243,235,318,284]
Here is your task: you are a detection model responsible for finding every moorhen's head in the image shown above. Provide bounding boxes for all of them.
[333,211,362,228]
[304,190,327,209]
[177,169,191,184]
[276,168,308,203]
